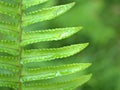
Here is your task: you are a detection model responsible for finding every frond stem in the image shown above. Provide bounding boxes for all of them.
[18,0,23,90]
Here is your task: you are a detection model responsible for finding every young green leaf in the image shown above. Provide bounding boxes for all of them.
[21,27,82,46]
[0,63,18,73]
[23,0,48,9]
[0,81,18,89]
[0,74,18,82]
[0,1,91,90]
[22,74,92,90]
[22,63,91,82]
[22,43,89,64]
[0,21,18,37]
[0,1,19,17]
[0,40,19,55]
[0,56,18,66]
[22,2,75,26]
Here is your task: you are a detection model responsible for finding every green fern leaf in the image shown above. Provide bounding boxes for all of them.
[0,81,18,89]
[22,74,92,90]
[23,2,75,26]
[0,40,18,49]
[0,76,18,82]
[0,63,18,73]
[21,27,82,46]
[0,1,19,17]
[0,0,92,90]
[22,43,88,64]
[0,21,18,37]
[22,63,91,82]
[23,0,48,9]
[0,56,18,65]
[0,40,19,55]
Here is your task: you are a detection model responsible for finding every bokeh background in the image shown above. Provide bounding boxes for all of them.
[52,0,120,89]
[0,0,120,90]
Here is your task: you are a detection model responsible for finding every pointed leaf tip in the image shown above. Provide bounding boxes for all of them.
[22,63,92,82]
[64,2,76,11]
[77,43,89,50]
[86,73,92,81]
[89,74,92,77]
[21,27,83,46]
[75,26,83,31]
[84,42,89,47]
[22,43,90,64]
[23,2,77,26]
[85,63,92,68]
[70,2,76,7]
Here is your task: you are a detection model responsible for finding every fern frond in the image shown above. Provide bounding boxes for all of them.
[22,63,91,82]
[0,1,92,90]
[22,43,88,64]
[21,27,82,46]
[0,63,18,72]
[0,69,15,76]
[0,74,18,82]
[0,56,19,66]
[0,21,18,37]
[22,74,92,90]
[0,1,19,17]
[0,81,18,89]
[0,40,18,49]
[23,0,48,9]
[0,56,18,66]
[0,40,19,55]
[0,21,18,26]
[0,63,18,82]
[23,2,75,26]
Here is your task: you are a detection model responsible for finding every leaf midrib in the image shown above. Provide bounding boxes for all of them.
[18,0,23,90]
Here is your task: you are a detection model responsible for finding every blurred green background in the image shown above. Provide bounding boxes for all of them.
[52,0,120,89]
[0,0,120,90]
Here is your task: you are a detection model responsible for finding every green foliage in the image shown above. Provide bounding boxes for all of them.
[0,0,91,90]
[52,0,115,45]
[51,0,120,90]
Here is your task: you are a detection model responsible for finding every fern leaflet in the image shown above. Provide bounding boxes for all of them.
[0,0,92,90]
